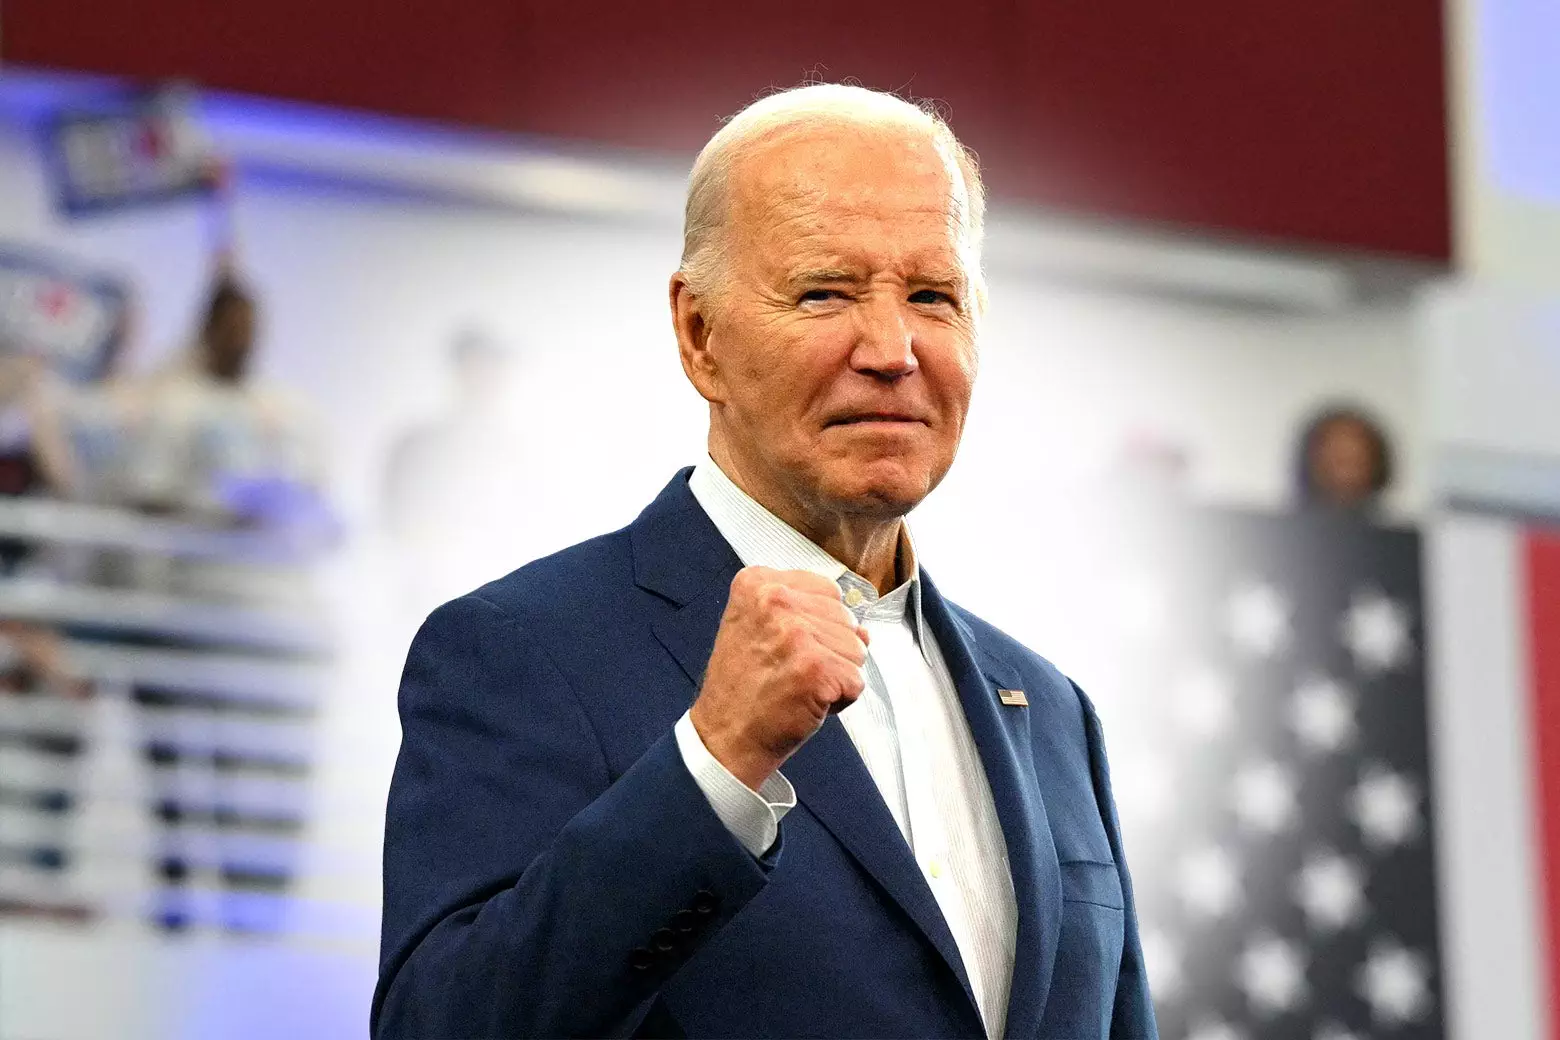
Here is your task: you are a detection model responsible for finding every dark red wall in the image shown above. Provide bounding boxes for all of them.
[1,0,1452,262]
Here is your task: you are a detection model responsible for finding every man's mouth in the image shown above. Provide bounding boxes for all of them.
[826,413,927,427]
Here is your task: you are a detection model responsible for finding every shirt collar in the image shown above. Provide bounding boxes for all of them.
[688,458,925,635]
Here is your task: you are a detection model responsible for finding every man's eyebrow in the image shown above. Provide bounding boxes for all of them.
[786,266,861,285]
[912,269,971,291]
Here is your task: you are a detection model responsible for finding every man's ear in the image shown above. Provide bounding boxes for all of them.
[670,273,724,404]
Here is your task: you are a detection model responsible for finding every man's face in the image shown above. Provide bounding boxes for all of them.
[1312,418,1379,505]
[687,125,980,524]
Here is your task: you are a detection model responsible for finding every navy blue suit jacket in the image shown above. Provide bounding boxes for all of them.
[374,470,1157,1038]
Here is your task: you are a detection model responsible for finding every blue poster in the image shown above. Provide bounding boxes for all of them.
[45,87,215,216]
[0,247,128,382]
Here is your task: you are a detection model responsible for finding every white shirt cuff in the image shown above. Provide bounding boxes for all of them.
[674,710,796,857]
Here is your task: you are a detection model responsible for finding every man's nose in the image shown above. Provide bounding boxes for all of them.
[850,297,918,380]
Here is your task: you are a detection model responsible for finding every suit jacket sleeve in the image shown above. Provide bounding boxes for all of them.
[372,593,773,1038]
[1076,683,1160,1040]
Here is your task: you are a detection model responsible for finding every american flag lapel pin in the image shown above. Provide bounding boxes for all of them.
[998,688,1028,707]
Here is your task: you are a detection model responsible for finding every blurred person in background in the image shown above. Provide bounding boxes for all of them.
[0,351,54,576]
[0,352,50,503]
[126,269,325,528]
[28,301,141,506]
[33,262,327,532]
[376,83,1154,1040]
[381,327,526,612]
[1294,404,1394,514]
[0,291,140,698]
[32,259,331,602]
[127,265,332,600]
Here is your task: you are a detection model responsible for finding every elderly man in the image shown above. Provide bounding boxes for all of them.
[374,84,1156,1039]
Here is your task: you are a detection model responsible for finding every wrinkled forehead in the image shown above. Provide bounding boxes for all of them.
[728,124,978,274]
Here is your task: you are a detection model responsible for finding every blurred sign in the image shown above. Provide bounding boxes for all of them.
[0,248,128,381]
[46,87,214,215]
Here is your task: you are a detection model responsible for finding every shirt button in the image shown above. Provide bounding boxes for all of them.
[844,587,865,608]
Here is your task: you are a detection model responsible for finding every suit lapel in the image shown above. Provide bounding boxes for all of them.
[784,719,977,1004]
[920,570,1064,1040]
[649,578,730,695]
[629,471,986,1026]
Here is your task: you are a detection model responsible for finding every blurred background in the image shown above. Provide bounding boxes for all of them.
[0,1,1554,1037]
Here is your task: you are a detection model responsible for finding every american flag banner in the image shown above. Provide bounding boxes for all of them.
[1064,505,1443,1040]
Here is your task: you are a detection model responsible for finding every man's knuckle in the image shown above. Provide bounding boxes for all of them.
[759,583,791,611]
[797,654,828,684]
[806,575,839,597]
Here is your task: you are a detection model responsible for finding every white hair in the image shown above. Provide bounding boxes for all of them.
[679,83,986,305]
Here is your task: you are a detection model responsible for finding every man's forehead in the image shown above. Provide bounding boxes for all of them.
[729,126,973,269]
[739,126,953,207]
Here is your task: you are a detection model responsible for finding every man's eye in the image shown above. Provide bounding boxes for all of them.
[909,289,954,306]
[800,289,843,303]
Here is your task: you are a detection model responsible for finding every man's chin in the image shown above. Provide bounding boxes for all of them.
[818,462,935,517]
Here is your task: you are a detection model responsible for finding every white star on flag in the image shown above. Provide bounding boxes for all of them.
[1349,767,1422,849]
[1293,849,1367,932]
[1173,666,1236,740]
[1289,675,1357,754]
[1237,933,1309,1015]
[1226,581,1292,657]
[1139,928,1184,1000]
[1184,1018,1247,1040]
[1313,1024,1363,1040]
[1341,590,1412,673]
[1357,940,1432,1026]
[1178,844,1243,919]
[1231,759,1300,834]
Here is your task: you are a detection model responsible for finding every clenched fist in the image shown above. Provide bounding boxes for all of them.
[690,566,870,790]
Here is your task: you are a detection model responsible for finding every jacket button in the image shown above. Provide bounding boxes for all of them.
[629,947,654,971]
[652,927,676,952]
[692,889,719,915]
[671,909,697,934]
